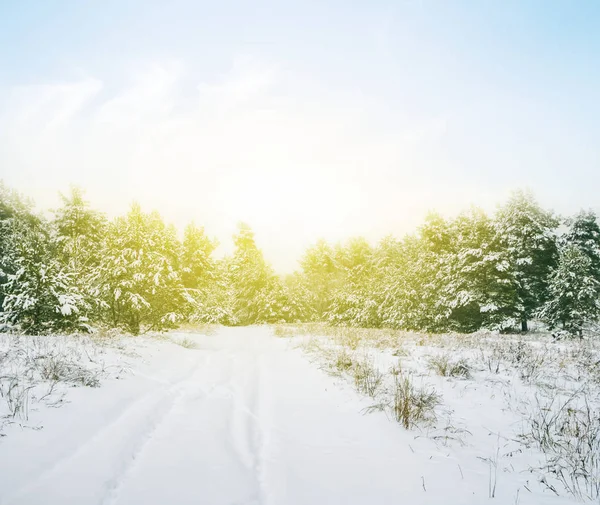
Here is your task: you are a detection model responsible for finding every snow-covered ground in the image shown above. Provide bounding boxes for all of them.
[0,326,596,504]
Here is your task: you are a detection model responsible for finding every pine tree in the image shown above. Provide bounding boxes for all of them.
[378,234,439,331]
[0,183,39,310]
[300,240,340,319]
[495,190,559,331]
[439,208,518,332]
[1,218,88,333]
[51,187,106,322]
[228,223,272,325]
[180,223,217,290]
[52,187,106,271]
[539,245,600,337]
[327,238,379,326]
[96,204,186,334]
[561,210,600,280]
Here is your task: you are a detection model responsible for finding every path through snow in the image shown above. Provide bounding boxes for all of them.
[0,327,570,505]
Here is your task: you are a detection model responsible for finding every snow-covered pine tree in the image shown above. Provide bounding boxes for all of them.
[299,239,340,319]
[179,222,220,322]
[539,245,600,337]
[377,230,442,331]
[0,183,38,310]
[51,186,106,323]
[438,208,518,332]
[494,190,559,332]
[180,222,217,290]
[0,212,88,333]
[327,237,379,327]
[561,210,600,280]
[413,212,454,331]
[96,204,186,334]
[52,187,106,271]
[281,272,317,323]
[228,223,273,325]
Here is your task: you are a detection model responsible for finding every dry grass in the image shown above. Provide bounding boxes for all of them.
[520,390,600,500]
[427,354,472,378]
[351,356,384,398]
[0,334,127,433]
[172,337,198,349]
[292,322,600,500]
[390,372,441,429]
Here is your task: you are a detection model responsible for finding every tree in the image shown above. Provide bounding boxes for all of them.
[228,223,272,325]
[539,245,600,337]
[495,190,559,331]
[300,240,340,319]
[0,184,89,333]
[0,183,39,310]
[439,208,518,332]
[52,186,106,272]
[377,234,439,331]
[96,204,186,334]
[179,222,221,321]
[561,210,600,280]
[180,223,217,290]
[51,187,106,321]
[0,218,88,333]
[327,238,379,327]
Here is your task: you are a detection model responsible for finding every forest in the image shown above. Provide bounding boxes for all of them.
[1,182,599,337]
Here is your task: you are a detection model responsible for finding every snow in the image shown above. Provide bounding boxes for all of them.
[0,327,588,505]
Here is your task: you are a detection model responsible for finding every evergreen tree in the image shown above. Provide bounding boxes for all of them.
[52,187,106,272]
[539,245,600,337]
[413,213,454,330]
[327,238,379,326]
[282,272,317,323]
[180,223,217,290]
[0,217,88,333]
[495,190,559,331]
[378,234,438,331]
[300,240,340,318]
[52,187,106,321]
[96,204,186,334]
[561,210,600,279]
[228,223,272,325]
[179,222,221,322]
[0,183,39,310]
[439,208,518,332]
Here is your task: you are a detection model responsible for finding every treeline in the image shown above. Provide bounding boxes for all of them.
[1,183,599,336]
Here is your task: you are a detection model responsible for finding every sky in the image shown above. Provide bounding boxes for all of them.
[0,0,599,272]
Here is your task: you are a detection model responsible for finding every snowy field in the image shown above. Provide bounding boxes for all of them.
[1,326,599,505]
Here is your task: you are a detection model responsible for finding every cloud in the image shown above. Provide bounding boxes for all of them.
[0,56,458,271]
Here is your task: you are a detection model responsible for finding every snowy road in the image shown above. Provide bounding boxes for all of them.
[0,327,563,505]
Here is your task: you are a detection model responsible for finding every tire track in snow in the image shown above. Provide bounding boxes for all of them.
[1,354,205,505]
[254,353,271,505]
[227,352,271,505]
[229,354,259,472]
[99,360,210,505]
[103,351,241,505]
